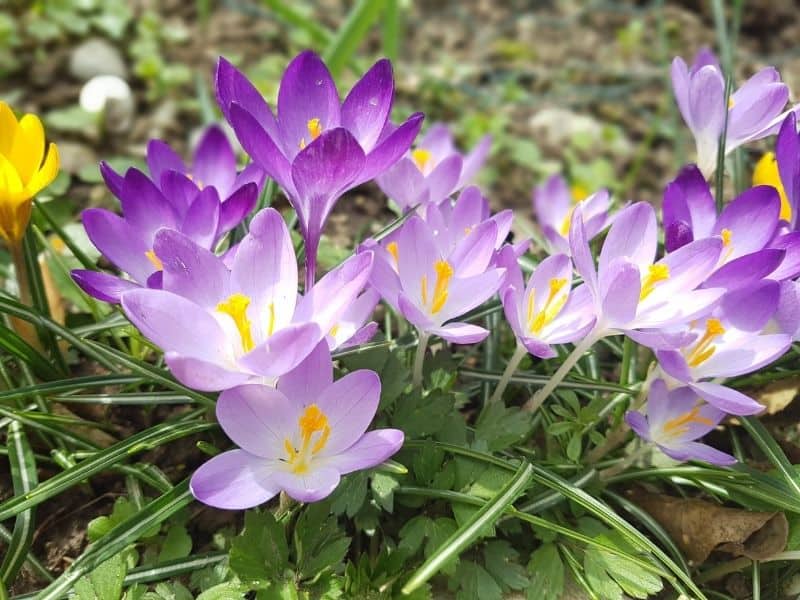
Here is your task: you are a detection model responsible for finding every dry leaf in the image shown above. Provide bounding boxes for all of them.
[629,489,788,564]
[755,378,800,415]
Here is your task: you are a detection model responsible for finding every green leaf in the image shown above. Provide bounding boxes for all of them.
[195,582,249,600]
[89,497,159,542]
[526,544,564,600]
[454,560,502,600]
[73,553,127,600]
[566,434,583,462]
[391,389,454,438]
[322,0,385,76]
[158,524,192,562]
[329,471,368,518]
[370,472,399,512]
[399,516,430,556]
[741,416,800,502]
[475,403,533,451]
[483,540,529,591]
[229,510,289,585]
[294,502,350,580]
[584,550,623,600]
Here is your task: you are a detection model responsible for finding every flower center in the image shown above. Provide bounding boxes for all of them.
[411,148,432,172]
[686,318,725,367]
[145,249,163,271]
[386,241,399,265]
[299,118,323,149]
[662,405,713,439]
[420,260,453,315]
[283,404,331,474]
[527,277,568,334]
[639,263,670,300]
[216,293,255,353]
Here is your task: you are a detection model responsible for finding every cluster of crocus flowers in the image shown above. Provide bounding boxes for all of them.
[0,102,59,247]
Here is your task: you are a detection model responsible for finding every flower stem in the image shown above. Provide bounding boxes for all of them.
[412,332,429,390]
[9,241,42,351]
[488,343,528,406]
[522,333,599,413]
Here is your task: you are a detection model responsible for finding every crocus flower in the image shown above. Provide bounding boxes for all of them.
[497,248,595,358]
[772,279,800,340]
[0,102,59,246]
[327,289,380,350]
[532,174,612,255]
[72,164,258,304]
[366,214,505,344]
[663,164,800,287]
[626,379,735,465]
[190,343,403,508]
[216,51,424,288]
[672,48,796,177]
[120,208,373,391]
[656,280,791,415]
[754,113,800,234]
[376,123,491,210]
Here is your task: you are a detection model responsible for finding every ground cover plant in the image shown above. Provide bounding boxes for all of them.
[4,1,800,599]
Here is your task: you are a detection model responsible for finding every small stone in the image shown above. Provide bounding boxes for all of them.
[68,38,128,81]
[55,141,97,175]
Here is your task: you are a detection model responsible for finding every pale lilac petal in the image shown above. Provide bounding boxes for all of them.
[419,123,455,157]
[449,219,497,276]
[767,232,800,281]
[82,208,154,283]
[341,59,394,152]
[457,135,491,189]
[154,229,228,308]
[533,174,571,231]
[689,65,726,139]
[671,57,693,129]
[521,337,556,359]
[429,321,490,344]
[270,466,341,503]
[425,154,462,203]
[720,280,780,331]
[397,293,436,332]
[600,258,641,325]
[775,280,800,339]
[317,370,380,455]
[238,323,322,378]
[625,411,652,442]
[714,186,780,259]
[338,322,378,349]
[502,286,525,340]
[704,249,786,290]
[232,163,266,196]
[376,157,426,209]
[696,334,791,378]
[190,450,278,510]
[656,350,692,383]
[689,382,764,415]
[358,113,424,183]
[776,113,800,226]
[435,269,505,324]
[627,329,693,350]
[599,202,657,275]
[644,378,672,427]
[728,73,788,144]
[193,125,237,194]
[395,216,439,296]
[363,241,402,309]
[165,355,250,392]
[70,270,140,304]
[568,209,598,300]
[277,340,333,407]
[324,429,404,474]
[662,442,736,466]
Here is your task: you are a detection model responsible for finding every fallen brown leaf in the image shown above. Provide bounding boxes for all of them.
[629,489,788,564]
[755,377,800,415]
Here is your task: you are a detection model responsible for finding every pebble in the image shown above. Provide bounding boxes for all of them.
[68,38,128,81]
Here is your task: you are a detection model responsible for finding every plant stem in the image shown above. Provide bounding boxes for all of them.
[488,343,528,406]
[522,333,598,413]
[412,332,429,390]
[9,241,42,351]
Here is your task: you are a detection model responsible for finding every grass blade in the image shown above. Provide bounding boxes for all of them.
[740,417,800,500]
[0,375,144,403]
[323,0,385,77]
[0,322,59,380]
[401,462,533,594]
[0,422,39,586]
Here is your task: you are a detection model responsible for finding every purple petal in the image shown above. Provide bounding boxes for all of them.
[656,350,692,382]
[768,232,800,281]
[215,57,281,141]
[625,411,652,442]
[324,429,404,474]
[425,154,462,203]
[600,258,641,325]
[277,340,333,407]
[714,186,780,259]
[165,355,250,392]
[338,322,378,349]
[428,321,490,344]
[238,322,322,378]
[663,163,716,241]
[317,370,381,455]
[146,140,186,186]
[270,466,341,503]
[70,269,140,304]
[458,135,491,189]
[568,208,598,299]
[159,170,200,219]
[599,202,657,275]
[662,441,736,466]
[341,59,394,152]
[232,162,266,196]
[376,157,426,209]
[82,208,154,283]
[728,71,788,143]
[689,382,764,415]
[180,186,220,249]
[120,169,179,239]
[397,293,436,332]
[435,269,505,324]
[154,229,228,308]
[449,219,497,277]
[776,113,800,227]
[192,125,237,195]
[696,334,791,379]
[358,113,424,184]
[721,280,780,331]
[671,57,692,129]
[704,248,786,290]
[520,337,556,359]
[190,449,278,510]
[99,161,125,198]
[217,182,258,236]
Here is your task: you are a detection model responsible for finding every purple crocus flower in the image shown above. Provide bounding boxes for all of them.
[753,114,798,229]
[376,123,491,210]
[497,247,595,359]
[120,208,373,391]
[671,48,796,177]
[366,214,505,345]
[216,51,424,288]
[190,342,403,508]
[772,279,800,340]
[532,174,612,255]
[656,280,791,415]
[327,289,380,350]
[626,379,735,466]
[662,164,800,288]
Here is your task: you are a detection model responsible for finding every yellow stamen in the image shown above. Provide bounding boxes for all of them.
[639,263,670,300]
[145,249,163,271]
[663,406,714,438]
[426,260,454,314]
[753,151,792,223]
[720,228,732,246]
[267,302,276,337]
[329,324,340,338]
[298,118,323,150]
[216,293,254,352]
[528,278,568,334]
[728,97,735,110]
[559,207,575,236]
[284,404,331,474]
[464,226,473,235]
[411,148,432,172]
[686,318,725,367]
[386,241,399,265]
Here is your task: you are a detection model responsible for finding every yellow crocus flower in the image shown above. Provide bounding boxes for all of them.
[0,102,59,246]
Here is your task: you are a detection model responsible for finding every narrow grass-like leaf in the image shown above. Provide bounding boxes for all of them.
[0,523,51,582]
[260,0,331,45]
[33,200,95,270]
[0,323,59,380]
[0,422,38,586]
[35,480,194,600]
[402,439,516,472]
[402,462,533,594]
[0,421,213,522]
[740,417,800,500]
[460,367,635,395]
[124,552,226,586]
[0,405,97,450]
[53,392,195,405]
[323,0,385,76]
[0,375,143,403]
[382,0,401,61]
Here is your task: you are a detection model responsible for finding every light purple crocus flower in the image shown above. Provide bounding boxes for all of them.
[120,208,373,391]
[532,174,612,256]
[216,51,424,288]
[365,214,505,344]
[662,164,800,288]
[671,48,796,177]
[656,280,791,415]
[497,247,595,358]
[327,289,380,350]
[376,124,491,210]
[772,279,800,340]
[626,379,735,466]
[190,343,403,508]
[772,113,800,230]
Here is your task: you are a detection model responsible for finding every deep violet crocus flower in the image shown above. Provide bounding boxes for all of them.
[376,123,491,210]
[121,208,373,391]
[625,379,735,466]
[532,174,612,256]
[662,164,800,287]
[655,280,791,415]
[190,343,403,508]
[524,202,725,411]
[671,48,796,177]
[216,51,423,289]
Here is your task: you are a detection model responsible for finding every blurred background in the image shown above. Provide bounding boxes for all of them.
[2,0,799,253]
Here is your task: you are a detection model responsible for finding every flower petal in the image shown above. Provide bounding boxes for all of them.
[324,429,404,474]
[341,59,394,152]
[689,382,764,415]
[317,370,381,455]
[238,322,322,378]
[180,186,220,249]
[81,208,153,283]
[216,57,281,141]
[70,269,140,304]
[193,125,237,195]
[277,340,334,407]
[271,466,341,503]
[358,113,424,183]
[599,202,657,275]
[190,449,278,509]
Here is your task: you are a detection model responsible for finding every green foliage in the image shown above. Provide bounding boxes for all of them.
[229,511,289,585]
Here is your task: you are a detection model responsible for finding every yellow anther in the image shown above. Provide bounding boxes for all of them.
[728,97,735,110]
[753,151,792,223]
[298,118,323,150]
[145,249,163,271]
[411,148,433,172]
[663,406,713,438]
[329,324,340,338]
[720,228,732,246]
[639,263,670,300]
[285,404,331,474]
[267,302,276,337]
[528,277,568,334]
[559,207,575,236]
[686,318,725,367]
[216,293,254,352]
[430,260,454,314]
[464,226,473,235]
[386,241,399,264]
